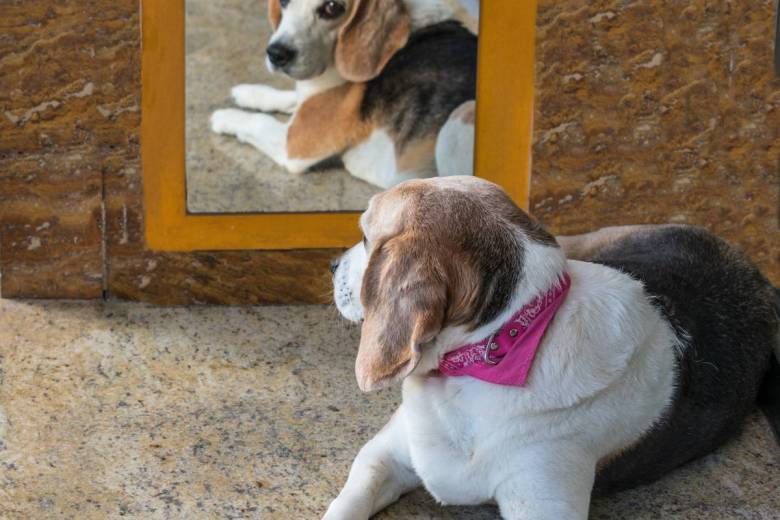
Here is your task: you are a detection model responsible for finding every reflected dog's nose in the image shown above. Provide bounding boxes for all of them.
[330,257,341,275]
[267,42,297,68]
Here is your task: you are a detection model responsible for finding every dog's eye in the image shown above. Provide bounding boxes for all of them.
[280,0,290,8]
[362,235,369,247]
[317,0,345,19]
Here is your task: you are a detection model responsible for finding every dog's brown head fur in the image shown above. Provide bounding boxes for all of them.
[266,0,410,82]
[268,0,282,30]
[349,177,558,391]
[336,0,411,82]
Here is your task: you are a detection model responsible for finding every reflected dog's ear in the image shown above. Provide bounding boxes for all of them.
[268,0,282,30]
[356,233,446,391]
[335,0,411,82]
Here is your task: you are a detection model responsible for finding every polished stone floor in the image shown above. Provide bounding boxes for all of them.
[0,299,778,519]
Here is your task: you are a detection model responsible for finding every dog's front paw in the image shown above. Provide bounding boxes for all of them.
[231,84,297,113]
[322,497,370,520]
[210,108,251,136]
[231,84,272,109]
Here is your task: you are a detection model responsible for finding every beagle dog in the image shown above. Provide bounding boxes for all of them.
[328,176,780,519]
[210,0,478,189]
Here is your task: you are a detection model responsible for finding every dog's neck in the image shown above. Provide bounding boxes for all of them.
[438,273,571,387]
[419,240,569,374]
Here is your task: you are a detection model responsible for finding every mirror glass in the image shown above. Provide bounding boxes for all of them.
[185,0,480,214]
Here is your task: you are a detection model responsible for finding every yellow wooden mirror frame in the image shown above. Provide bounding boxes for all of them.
[142,0,537,251]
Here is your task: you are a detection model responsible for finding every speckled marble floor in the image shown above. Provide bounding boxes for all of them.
[0,299,778,519]
[185,0,476,214]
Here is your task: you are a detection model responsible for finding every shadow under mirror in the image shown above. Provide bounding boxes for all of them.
[185,0,480,214]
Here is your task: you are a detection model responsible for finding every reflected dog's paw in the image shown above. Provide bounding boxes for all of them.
[210,108,252,136]
[231,84,297,113]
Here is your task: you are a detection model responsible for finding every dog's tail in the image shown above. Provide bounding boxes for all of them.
[758,288,780,445]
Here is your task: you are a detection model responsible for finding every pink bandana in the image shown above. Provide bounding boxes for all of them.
[439,273,571,387]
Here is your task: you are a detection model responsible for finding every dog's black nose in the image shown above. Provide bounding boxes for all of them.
[267,43,297,68]
[330,257,341,275]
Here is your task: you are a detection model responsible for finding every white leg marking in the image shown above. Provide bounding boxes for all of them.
[210,108,288,165]
[323,411,420,520]
[231,84,298,114]
[210,108,322,173]
[495,444,595,520]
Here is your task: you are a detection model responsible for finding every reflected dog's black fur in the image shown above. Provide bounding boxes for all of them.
[362,21,477,154]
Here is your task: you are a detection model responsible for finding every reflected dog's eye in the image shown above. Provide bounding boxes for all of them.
[317,0,346,20]
[280,0,290,8]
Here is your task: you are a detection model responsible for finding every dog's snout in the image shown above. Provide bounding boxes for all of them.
[330,257,341,275]
[267,43,297,68]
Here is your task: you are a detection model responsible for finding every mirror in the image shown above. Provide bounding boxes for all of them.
[142,0,535,251]
[185,0,480,214]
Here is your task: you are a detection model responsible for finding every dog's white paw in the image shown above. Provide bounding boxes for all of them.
[231,84,271,109]
[210,108,251,136]
[231,84,297,113]
[322,499,369,520]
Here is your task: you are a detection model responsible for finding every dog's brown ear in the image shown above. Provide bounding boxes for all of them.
[335,0,411,82]
[356,234,446,391]
[268,0,282,30]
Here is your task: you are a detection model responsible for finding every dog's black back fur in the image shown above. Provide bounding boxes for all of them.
[361,21,478,152]
[587,226,779,495]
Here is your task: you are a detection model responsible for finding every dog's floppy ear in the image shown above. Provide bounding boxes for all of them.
[336,0,411,82]
[356,233,446,391]
[268,0,282,30]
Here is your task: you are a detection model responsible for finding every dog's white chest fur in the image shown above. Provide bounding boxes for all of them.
[396,261,680,508]
[401,377,500,505]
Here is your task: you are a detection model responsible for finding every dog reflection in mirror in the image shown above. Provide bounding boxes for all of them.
[327,176,780,519]
[210,0,477,189]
